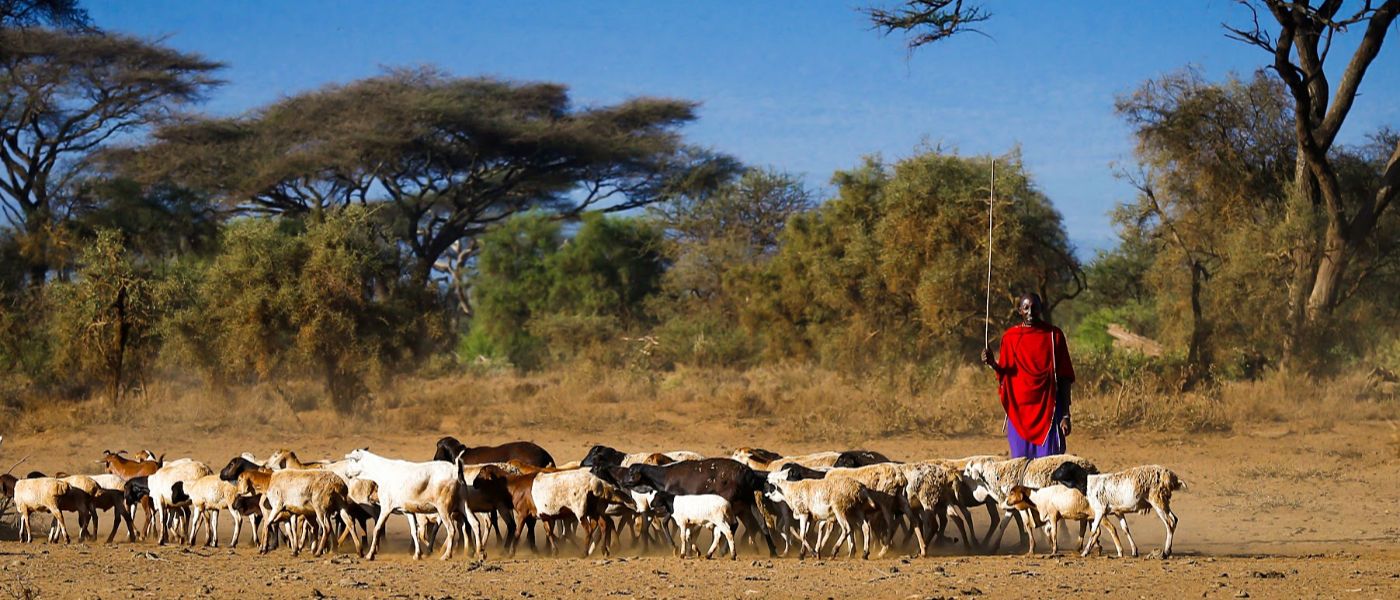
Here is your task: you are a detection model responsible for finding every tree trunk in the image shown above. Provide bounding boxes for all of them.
[1183,261,1211,391]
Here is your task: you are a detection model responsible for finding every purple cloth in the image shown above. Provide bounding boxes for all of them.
[1007,397,1067,459]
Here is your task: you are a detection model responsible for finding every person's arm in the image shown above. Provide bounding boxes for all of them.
[1054,327,1074,435]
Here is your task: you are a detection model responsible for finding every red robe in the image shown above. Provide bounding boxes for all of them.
[997,323,1075,446]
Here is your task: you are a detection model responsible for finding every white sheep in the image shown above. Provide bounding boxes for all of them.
[184,474,242,547]
[763,476,873,560]
[148,460,213,545]
[5,477,89,543]
[899,462,971,556]
[341,448,464,560]
[1052,462,1186,558]
[531,469,635,557]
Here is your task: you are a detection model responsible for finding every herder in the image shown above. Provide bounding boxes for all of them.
[980,293,1075,458]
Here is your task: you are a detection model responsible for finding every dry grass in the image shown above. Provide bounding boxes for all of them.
[3,363,1396,444]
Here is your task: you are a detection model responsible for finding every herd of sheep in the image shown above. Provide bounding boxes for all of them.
[0,435,1187,561]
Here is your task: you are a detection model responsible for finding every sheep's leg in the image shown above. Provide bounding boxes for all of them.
[795,515,813,559]
[940,505,970,553]
[1081,513,1106,558]
[186,507,202,546]
[984,508,1015,553]
[403,511,423,560]
[50,505,70,544]
[857,513,871,560]
[603,515,616,557]
[1116,514,1138,557]
[912,509,931,557]
[365,503,393,560]
[1021,510,1038,556]
[1153,503,1175,558]
[18,509,31,543]
[436,506,458,561]
[977,500,1000,550]
[742,502,778,557]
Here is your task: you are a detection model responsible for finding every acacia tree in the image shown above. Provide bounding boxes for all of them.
[0,28,221,284]
[1225,0,1400,361]
[0,0,91,30]
[1115,71,1296,384]
[126,68,722,290]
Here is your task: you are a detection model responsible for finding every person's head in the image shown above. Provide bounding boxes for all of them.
[1017,293,1044,325]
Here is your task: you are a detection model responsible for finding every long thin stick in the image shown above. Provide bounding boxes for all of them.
[984,159,995,347]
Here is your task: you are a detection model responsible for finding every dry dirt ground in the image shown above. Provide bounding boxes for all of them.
[0,420,1396,599]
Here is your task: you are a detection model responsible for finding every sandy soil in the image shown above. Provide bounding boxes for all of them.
[0,420,1396,599]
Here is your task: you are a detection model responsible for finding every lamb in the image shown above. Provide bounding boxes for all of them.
[1004,484,1123,556]
[651,491,738,559]
[1052,462,1186,558]
[763,475,874,559]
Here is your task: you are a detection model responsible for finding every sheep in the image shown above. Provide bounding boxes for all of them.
[341,448,465,560]
[237,468,362,556]
[1,475,92,544]
[731,447,842,471]
[1052,462,1187,558]
[530,468,636,557]
[821,463,912,556]
[651,491,738,559]
[963,454,1098,552]
[147,460,212,545]
[48,473,137,544]
[900,462,972,557]
[763,475,873,560]
[579,445,704,469]
[184,474,243,547]
[1004,484,1124,556]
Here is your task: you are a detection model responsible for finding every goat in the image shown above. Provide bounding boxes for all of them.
[651,491,738,559]
[99,450,161,480]
[579,445,703,469]
[731,448,842,471]
[434,436,554,468]
[50,472,135,544]
[341,448,465,560]
[1052,462,1186,558]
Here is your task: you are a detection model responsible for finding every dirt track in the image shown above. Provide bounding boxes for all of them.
[1,420,1397,599]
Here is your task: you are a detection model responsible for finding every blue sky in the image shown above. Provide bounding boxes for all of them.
[89,1,1399,256]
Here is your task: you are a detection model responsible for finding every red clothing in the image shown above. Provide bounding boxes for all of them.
[997,323,1075,446]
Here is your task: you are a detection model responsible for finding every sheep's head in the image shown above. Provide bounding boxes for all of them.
[1004,485,1034,510]
[1050,461,1088,495]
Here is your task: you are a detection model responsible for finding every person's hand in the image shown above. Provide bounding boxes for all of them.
[1060,414,1072,437]
[980,347,994,368]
